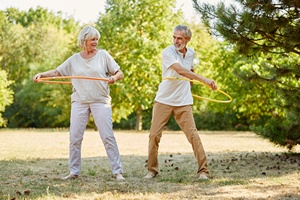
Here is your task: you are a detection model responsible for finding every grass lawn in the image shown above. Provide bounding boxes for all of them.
[0,129,299,200]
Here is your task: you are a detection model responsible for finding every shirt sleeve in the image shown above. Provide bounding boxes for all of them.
[103,50,120,74]
[162,47,179,69]
[56,55,74,76]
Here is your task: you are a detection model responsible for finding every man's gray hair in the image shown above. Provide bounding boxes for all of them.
[174,25,192,38]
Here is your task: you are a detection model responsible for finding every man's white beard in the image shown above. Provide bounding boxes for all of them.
[174,43,185,51]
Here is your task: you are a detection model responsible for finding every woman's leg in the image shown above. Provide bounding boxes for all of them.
[69,102,90,175]
[91,103,123,175]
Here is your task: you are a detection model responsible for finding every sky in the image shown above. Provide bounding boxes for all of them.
[0,0,224,24]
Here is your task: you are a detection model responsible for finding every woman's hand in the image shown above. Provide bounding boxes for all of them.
[108,76,116,84]
[108,69,124,84]
[33,73,42,82]
[32,70,61,82]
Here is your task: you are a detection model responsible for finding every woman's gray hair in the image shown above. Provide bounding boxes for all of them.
[77,26,100,48]
[174,25,192,38]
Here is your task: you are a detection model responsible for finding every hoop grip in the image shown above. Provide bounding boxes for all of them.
[163,77,232,103]
[36,76,109,84]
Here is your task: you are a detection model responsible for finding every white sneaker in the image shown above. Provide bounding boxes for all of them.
[198,173,209,180]
[115,173,125,181]
[143,171,157,179]
[62,174,79,180]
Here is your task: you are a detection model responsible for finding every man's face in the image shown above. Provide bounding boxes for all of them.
[173,30,190,51]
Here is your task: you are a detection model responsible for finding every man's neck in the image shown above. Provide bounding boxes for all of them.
[179,47,187,58]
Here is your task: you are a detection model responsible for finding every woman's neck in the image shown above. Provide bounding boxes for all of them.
[80,49,97,59]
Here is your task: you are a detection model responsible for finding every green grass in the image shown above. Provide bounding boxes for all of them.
[0,129,299,200]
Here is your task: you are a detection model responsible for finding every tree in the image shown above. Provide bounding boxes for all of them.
[97,0,181,130]
[0,70,13,127]
[1,7,80,128]
[193,0,300,150]
[0,10,29,88]
[184,22,241,130]
[1,7,79,87]
[5,6,78,33]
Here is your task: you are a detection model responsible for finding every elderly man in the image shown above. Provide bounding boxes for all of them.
[144,25,217,180]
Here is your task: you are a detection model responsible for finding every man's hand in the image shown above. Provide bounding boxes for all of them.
[208,80,217,90]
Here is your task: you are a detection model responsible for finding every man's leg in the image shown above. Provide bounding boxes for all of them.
[173,105,209,175]
[146,101,172,175]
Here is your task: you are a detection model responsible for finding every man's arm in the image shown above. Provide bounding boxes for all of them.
[170,63,217,90]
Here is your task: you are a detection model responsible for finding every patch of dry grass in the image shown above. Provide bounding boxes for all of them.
[0,129,299,200]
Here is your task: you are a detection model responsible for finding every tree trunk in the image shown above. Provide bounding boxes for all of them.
[135,105,142,131]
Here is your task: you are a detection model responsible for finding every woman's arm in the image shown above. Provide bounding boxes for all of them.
[33,69,61,82]
[108,69,124,84]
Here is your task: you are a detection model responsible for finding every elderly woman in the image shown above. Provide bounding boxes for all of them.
[33,26,125,181]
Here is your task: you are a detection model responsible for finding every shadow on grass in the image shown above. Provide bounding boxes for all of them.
[0,151,299,199]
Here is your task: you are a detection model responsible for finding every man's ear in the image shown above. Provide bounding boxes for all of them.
[186,36,191,42]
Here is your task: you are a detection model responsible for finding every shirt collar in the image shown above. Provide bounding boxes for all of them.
[175,46,189,58]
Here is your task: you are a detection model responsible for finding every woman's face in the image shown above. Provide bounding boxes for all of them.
[85,36,99,51]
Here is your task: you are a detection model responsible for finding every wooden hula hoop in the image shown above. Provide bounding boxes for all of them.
[36,76,109,84]
[163,77,232,103]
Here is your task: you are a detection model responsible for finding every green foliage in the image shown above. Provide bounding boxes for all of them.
[182,22,245,130]
[3,0,298,137]
[193,0,300,149]
[97,0,181,125]
[193,0,300,55]
[1,7,79,88]
[6,80,71,128]
[252,117,299,151]
[0,70,13,127]
[190,44,282,131]
[1,7,79,128]
[0,12,29,88]
[5,6,79,33]
[111,19,255,131]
